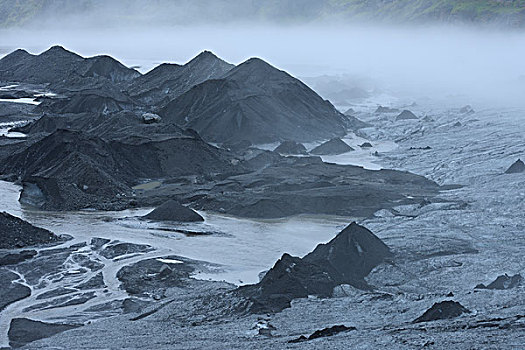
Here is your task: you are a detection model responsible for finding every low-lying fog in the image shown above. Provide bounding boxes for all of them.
[1,24,524,108]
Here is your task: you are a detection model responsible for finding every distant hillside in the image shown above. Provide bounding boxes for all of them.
[1,0,524,28]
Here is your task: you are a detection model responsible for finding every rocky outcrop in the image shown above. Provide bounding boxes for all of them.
[396,110,418,121]
[237,223,392,313]
[413,301,470,323]
[0,212,63,249]
[1,129,237,210]
[475,274,523,290]
[8,318,80,348]
[274,141,308,155]
[505,159,525,174]
[143,200,204,222]
[289,325,356,343]
[159,58,348,144]
[310,138,354,155]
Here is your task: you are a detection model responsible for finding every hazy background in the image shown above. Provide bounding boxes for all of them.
[1,0,525,108]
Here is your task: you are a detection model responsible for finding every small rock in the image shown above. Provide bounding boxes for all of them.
[141,113,162,124]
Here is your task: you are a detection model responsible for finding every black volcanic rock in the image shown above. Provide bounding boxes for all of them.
[0,46,140,88]
[274,141,308,155]
[143,200,204,222]
[360,142,373,148]
[310,138,354,155]
[37,82,135,115]
[8,318,80,348]
[83,55,140,83]
[289,325,356,343]
[303,222,393,287]
[0,212,63,249]
[505,159,525,174]
[0,270,31,312]
[127,51,234,106]
[396,110,418,120]
[1,129,236,210]
[475,274,523,290]
[237,223,392,313]
[159,58,347,144]
[183,155,440,219]
[413,301,470,323]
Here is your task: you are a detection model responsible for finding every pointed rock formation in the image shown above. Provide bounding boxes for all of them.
[310,138,354,155]
[237,223,392,313]
[303,222,393,287]
[127,50,234,105]
[505,159,525,174]
[413,301,470,323]
[143,200,204,222]
[396,110,418,120]
[159,57,348,144]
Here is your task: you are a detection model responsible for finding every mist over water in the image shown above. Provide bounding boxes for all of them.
[1,24,525,109]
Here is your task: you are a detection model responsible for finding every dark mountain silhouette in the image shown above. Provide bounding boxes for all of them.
[0,46,140,88]
[127,51,234,106]
[160,57,352,144]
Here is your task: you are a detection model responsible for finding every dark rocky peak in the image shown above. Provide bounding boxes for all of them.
[84,55,141,82]
[236,223,392,313]
[187,50,224,65]
[143,200,204,222]
[0,48,33,65]
[413,301,470,323]
[310,138,354,155]
[39,45,83,60]
[183,50,234,77]
[225,57,290,84]
[505,159,525,174]
[303,222,393,282]
[396,110,419,120]
[126,51,233,105]
[145,63,183,76]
